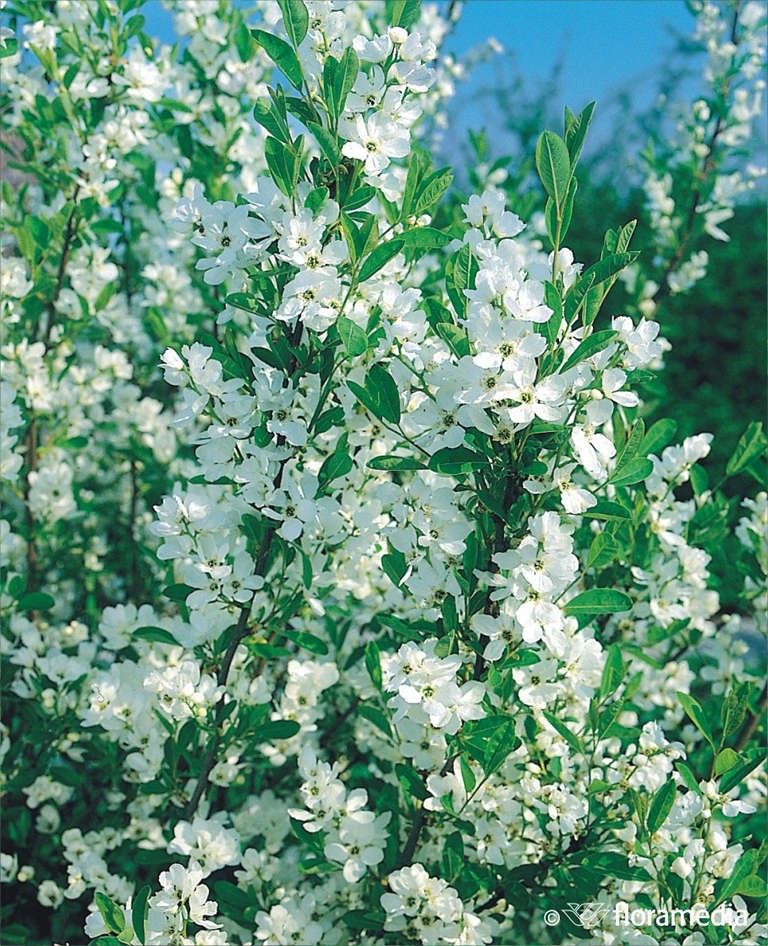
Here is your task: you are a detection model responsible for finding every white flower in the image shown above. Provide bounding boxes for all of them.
[342,114,410,175]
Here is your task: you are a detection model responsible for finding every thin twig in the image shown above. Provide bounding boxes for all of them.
[41,185,80,350]
[652,1,743,304]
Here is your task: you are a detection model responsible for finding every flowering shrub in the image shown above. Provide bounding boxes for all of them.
[1,2,766,945]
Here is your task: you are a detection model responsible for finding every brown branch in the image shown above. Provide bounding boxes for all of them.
[182,521,277,818]
[41,185,80,350]
[128,457,139,598]
[182,602,255,819]
[23,417,38,589]
[401,807,428,866]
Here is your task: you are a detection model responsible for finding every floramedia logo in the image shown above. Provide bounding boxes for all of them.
[561,903,612,927]
[544,902,750,931]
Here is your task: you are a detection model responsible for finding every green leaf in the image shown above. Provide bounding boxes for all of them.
[347,380,380,419]
[559,329,618,373]
[714,748,740,776]
[388,0,422,29]
[614,419,645,471]
[580,252,638,287]
[542,711,582,753]
[720,753,763,793]
[365,641,383,690]
[676,761,701,794]
[133,626,181,647]
[324,48,358,120]
[535,130,571,210]
[609,219,638,254]
[714,849,757,905]
[720,683,753,743]
[562,271,595,323]
[726,421,766,477]
[609,457,653,487]
[318,434,353,489]
[337,47,359,101]
[343,909,388,932]
[284,629,328,655]
[277,0,309,47]
[259,719,301,740]
[413,168,453,216]
[367,364,401,425]
[336,316,367,356]
[451,244,477,292]
[343,185,376,211]
[251,29,304,89]
[434,321,471,358]
[381,548,407,587]
[558,175,578,240]
[234,21,254,61]
[483,717,519,775]
[427,446,488,475]
[358,239,404,282]
[131,885,150,946]
[600,644,625,699]
[305,186,329,213]
[401,149,429,219]
[543,281,563,345]
[563,101,595,168]
[459,755,476,794]
[213,880,252,916]
[367,454,426,471]
[564,588,632,615]
[265,136,298,195]
[358,703,391,736]
[461,716,517,766]
[690,464,708,496]
[0,38,18,59]
[677,691,716,749]
[253,98,291,143]
[639,418,678,457]
[250,641,292,660]
[735,875,768,898]
[400,226,452,249]
[582,501,631,521]
[442,832,464,880]
[163,583,195,602]
[95,893,125,935]
[395,762,428,799]
[16,592,55,611]
[646,780,677,834]
[586,531,620,570]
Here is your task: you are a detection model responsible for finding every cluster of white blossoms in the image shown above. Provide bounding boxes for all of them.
[381,864,493,945]
[634,0,767,309]
[736,491,768,631]
[85,861,224,945]
[382,639,486,761]
[289,747,391,882]
[2,2,766,946]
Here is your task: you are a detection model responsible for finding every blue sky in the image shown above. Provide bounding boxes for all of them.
[142,0,697,158]
[439,0,696,159]
[446,1,693,106]
[143,0,693,106]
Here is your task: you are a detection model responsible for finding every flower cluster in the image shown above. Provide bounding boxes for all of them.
[382,864,493,944]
